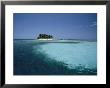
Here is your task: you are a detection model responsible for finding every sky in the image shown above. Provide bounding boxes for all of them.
[14,13,97,40]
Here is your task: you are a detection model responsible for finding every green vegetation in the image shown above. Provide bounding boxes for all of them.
[37,34,53,39]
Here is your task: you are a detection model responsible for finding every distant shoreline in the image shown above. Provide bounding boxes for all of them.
[14,39,97,42]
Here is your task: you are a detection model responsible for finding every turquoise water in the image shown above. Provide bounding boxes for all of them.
[14,40,97,75]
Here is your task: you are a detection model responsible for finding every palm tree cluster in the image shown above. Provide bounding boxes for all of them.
[37,34,53,39]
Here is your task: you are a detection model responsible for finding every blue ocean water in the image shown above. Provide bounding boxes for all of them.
[14,40,97,75]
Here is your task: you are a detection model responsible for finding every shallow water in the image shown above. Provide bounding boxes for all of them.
[14,40,97,75]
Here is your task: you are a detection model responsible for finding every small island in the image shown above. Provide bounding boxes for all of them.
[37,34,53,40]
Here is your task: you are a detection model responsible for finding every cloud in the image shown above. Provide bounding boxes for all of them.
[90,22,97,27]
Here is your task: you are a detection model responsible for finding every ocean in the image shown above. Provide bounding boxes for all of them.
[14,39,97,75]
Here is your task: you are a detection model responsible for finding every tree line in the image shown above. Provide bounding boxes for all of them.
[37,34,53,39]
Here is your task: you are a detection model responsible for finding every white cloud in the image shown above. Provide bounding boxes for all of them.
[90,22,97,27]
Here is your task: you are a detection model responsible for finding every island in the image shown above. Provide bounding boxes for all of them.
[37,34,53,40]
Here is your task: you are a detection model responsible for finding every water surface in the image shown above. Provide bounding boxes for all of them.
[14,40,97,75]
